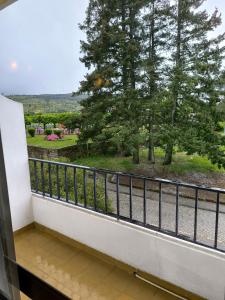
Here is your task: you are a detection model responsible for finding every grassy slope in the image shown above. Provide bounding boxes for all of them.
[27,135,78,149]
[73,148,224,175]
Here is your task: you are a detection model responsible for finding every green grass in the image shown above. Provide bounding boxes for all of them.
[27,134,78,149]
[153,149,224,174]
[74,155,134,172]
[72,147,225,175]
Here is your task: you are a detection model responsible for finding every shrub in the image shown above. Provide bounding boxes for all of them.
[28,128,35,137]
[44,128,52,136]
[29,161,112,213]
[53,129,62,138]
[47,134,59,141]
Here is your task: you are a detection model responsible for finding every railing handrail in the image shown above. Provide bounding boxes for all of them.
[28,157,225,194]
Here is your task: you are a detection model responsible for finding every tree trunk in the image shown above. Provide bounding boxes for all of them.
[163,143,173,165]
[164,0,181,165]
[133,145,140,164]
[147,1,156,163]
[148,135,155,163]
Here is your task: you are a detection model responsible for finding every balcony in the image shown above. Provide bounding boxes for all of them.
[1,95,225,300]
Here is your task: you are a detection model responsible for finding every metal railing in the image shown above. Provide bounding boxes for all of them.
[29,158,225,253]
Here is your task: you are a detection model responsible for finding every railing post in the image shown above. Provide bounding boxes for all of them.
[48,163,52,198]
[129,176,133,221]
[104,173,108,213]
[93,170,97,211]
[40,161,45,196]
[64,166,68,202]
[159,182,162,230]
[116,174,120,219]
[143,179,146,226]
[194,189,198,242]
[214,192,220,249]
[73,167,78,205]
[175,185,179,236]
[83,169,87,207]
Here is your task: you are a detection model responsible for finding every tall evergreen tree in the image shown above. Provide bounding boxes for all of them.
[79,0,145,163]
[141,0,172,163]
[163,0,225,165]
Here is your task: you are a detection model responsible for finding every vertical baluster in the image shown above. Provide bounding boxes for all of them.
[41,161,45,196]
[143,178,146,226]
[214,192,220,249]
[129,176,133,221]
[194,189,198,242]
[104,173,108,213]
[93,170,97,210]
[34,160,38,193]
[73,167,78,205]
[83,169,87,207]
[159,182,162,230]
[64,166,68,202]
[56,164,60,200]
[48,163,52,198]
[175,185,179,236]
[116,174,120,219]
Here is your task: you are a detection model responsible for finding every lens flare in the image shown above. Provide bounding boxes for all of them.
[10,62,18,71]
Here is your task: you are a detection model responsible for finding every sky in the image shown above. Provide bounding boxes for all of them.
[0,0,224,95]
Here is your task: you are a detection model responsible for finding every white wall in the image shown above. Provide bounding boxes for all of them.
[33,195,225,300]
[0,96,33,230]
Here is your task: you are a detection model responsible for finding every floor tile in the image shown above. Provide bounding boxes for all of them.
[14,228,177,300]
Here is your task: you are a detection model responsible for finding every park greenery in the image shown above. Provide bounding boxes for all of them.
[77,0,225,169]
[25,112,82,130]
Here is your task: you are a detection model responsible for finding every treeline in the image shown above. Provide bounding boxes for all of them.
[25,112,82,130]
[78,0,225,168]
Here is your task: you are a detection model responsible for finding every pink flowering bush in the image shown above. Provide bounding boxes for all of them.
[47,134,59,141]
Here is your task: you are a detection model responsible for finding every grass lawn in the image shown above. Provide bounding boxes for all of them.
[27,134,78,149]
[73,147,224,175]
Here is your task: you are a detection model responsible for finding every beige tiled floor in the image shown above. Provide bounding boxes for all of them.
[15,228,176,300]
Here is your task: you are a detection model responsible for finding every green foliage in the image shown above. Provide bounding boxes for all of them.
[53,129,62,138]
[73,148,225,175]
[44,129,52,136]
[25,112,81,130]
[29,161,112,212]
[28,128,35,137]
[78,0,225,169]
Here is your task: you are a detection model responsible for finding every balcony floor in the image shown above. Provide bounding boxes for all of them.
[15,228,177,300]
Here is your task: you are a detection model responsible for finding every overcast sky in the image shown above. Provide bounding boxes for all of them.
[0,0,224,95]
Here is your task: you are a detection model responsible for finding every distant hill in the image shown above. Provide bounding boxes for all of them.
[7,93,86,114]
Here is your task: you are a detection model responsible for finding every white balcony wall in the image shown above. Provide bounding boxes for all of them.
[33,194,225,300]
[0,96,33,230]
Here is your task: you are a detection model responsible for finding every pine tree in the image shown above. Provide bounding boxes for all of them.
[79,0,145,163]
[141,0,172,163]
[163,0,225,165]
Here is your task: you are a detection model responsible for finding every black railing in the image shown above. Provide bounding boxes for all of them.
[29,158,225,253]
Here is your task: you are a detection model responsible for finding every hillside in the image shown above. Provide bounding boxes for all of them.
[7,93,86,113]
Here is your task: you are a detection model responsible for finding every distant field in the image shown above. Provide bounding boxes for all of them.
[27,134,78,149]
[8,93,86,113]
